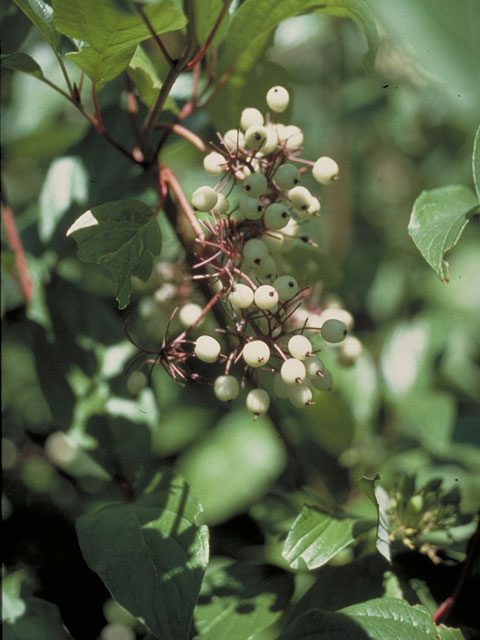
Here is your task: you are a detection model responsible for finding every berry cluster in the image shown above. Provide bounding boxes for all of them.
[129,86,359,417]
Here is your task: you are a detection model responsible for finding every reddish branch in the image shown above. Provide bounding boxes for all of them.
[1,201,34,304]
[159,165,205,242]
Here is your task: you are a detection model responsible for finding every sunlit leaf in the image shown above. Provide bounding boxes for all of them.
[408,185,479,282]
[282,504,375,570]
[66,199,162,309]
[52,0,187,88]
[13,0,62,52]
[127,45,178,112]
[77,471,209,640]
[357,475,391,562]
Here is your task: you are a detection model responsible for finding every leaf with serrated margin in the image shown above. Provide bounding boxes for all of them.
[220,0,378,77]
[282,504,375,570]
[0,52,44,78]
[52,0,186,89]
[408,185,479,282]
[66,199,161,309]
[76,472,209,640]
[13,0,62,52]
[473,125,480,200]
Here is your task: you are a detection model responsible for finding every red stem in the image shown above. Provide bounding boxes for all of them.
[137,6,174,67]
[1,202,34,304]
[186,1,232,70]
[160,166,205,241]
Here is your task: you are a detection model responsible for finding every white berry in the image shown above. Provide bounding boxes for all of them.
[273,275,299,301]
[281,125,303,149]
[304,356,325,378]
[228,283,254,308]
[254,284,279,310]
[191,186,218,211]
[321,318,348,343]
[266,86,290,113]
[242,340,270,367]
[312,156,339,184]
[240,107,264,130]
[261,231,285,253]
[245,125,268,151]
[179,302,203,327]
[214,375,240,401]
[246,388,270,416]
[126,370,147,394]
[337,336,363,366]
[223,128,245,151]
[203,151,226,175]
[280,358,307,385]
[288,335,312,360]
[212,192,229,214]
[288,185,312,211]
[194,335,221,363]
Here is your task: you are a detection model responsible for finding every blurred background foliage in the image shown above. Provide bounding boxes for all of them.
[2,0,479,637]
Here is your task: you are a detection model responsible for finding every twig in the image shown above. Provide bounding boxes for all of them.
[154,122,206,152]
[186,0,232,70]
[160,166,205,241]
[136,6,174,67]
[1,196,34,305]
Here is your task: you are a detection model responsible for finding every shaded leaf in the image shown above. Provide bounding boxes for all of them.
[2,571,27,625]
[282,504,375,570]
[39,156,88,242]
[52,0,186,89]
[279,599,444,640]
[13,0,62,52]
[473,124,480,200]
[408,185,479,282]
[76,471,209,640]
[127,45,178,112]
[194,560,294,639]
[66,199,162,309]
[0,52,44,78]
[357,476,392,562]
[192,0,230,48]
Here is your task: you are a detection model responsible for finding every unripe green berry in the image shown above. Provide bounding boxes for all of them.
[264,202,290,230]
[288,335,312,360]
[228,283,254,308]
[240,107,264,131]
[312,156,339,184]
[254,284,279,310]
[261,231,285,253]
[274,164,300,190]
[243,340,270,367]
[126,370,147,394]
[253,255,277,281]
[214,375,240,402]
[194,335,221,363]
[246,388,270,417]
[273,275,299,301]
[242,238,269,264]
[305,356,325,378]
[288,185,312,211]
[243,173,268,197]
[191,186,218,211]
[321,318,348,343]
[203,151,226,175]
[266,85,290,112]
[288,382,313,408]
[245,125,268,151]
[239,196,264,220]
[281,358,307,385]
[311,367,333,391]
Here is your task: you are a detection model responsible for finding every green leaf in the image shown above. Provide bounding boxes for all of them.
[52,0,187,89]
[357,476,391,562]
[282,505,375,570]
[0,52,44,78]
[279,599,442,640]
[194,560,293,639]
[76,471,209,640]
[408,185,479,282]
[2,570,27,625]
[3,595,73,640]
[220,0,378,77]
[13,0,62,52]
[192,0,230,48]
[66,199,162,309]
[127,45,178,112]
[39,156,88,242]
[473,124,480,200]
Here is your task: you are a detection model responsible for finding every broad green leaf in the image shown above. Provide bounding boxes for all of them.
[52,0,187,89]
[357,476,391,562]
[176,410,287,525]
[66,199,162,309]
[282,505,375,570]
[279,599,445,639]
[2,570,27,624]
[0,52,44,78]
[77,471,209,640]
[220,0,378,77]
[192,0,230,48]
[39,156,88,242]
[3,594,73,640]
[473,124,480,200]
[13,0,62,52]
[194,560,294,639]
[408,185,479,282]
[437,626,466,640]
[127,45,178,112]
